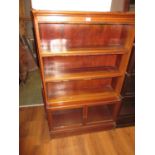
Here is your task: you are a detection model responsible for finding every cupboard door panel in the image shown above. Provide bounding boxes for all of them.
[87,104,114,123]
[52,108,83,128]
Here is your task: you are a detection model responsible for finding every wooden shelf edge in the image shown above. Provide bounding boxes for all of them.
[46,91,121,110]
[47,99,120,110]
[53,123,83,131]
[45,70,123,82]
[48,91,119,103]
[32,10,135,16]
[52,120,114,131]
[50,121,115,137]
[41,47,128,57]
[32,10,134,24]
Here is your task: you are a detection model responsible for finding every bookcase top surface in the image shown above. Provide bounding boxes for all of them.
[32,10,135,24]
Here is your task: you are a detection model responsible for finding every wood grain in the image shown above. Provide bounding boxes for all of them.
[20,106,135,155]
[47,90,120,107]
[41,47,128,56]
[32,10,135,24]
[32,11,135,135]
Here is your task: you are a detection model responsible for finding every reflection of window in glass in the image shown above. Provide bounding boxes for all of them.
[41,40,49,51]
[50,39,68,52]
[41,39,69,52]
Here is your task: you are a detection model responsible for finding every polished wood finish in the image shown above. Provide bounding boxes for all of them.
[46,79,114,99]
[20,106,135,155]
[41,47,128,56]
[32,10,135,136]
[43,54,121,77]
[33,10,135,24]
[45,70,122,82]
[39,24,131,49]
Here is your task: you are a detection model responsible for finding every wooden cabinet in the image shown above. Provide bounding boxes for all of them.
[32,10,135,137]
[117,45,135,127]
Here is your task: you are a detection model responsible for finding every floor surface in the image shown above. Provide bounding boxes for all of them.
[20,106,135,155]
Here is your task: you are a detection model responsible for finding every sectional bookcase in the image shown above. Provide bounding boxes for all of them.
[32,10,135,136]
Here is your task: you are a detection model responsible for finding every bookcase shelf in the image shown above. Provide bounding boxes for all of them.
[47,90,120,109]
[44,70,122,82]
[43,54,123,82]
[32,10,135,136]
[41,47,128,57]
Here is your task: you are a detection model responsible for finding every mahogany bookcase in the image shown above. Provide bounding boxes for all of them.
[32,10,135,137]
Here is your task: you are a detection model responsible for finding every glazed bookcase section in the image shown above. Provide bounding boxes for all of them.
[39,24,134,55]
[45,77,121,107]
[51,104,116,129]
[87,104,115,124]
[43,54,122,82]
[52,108,83,129]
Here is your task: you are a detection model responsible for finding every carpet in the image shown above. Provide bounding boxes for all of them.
[19,69,43,106]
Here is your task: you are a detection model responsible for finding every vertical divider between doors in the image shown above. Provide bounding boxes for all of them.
[112,101,122,121]
[83,105,88,125]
